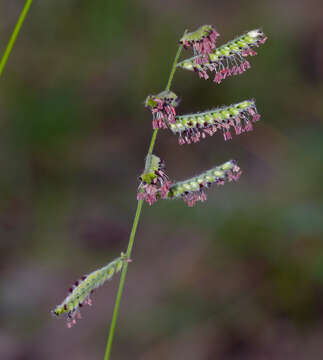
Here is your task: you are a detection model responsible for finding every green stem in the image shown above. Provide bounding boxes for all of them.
[0,0,33,77]
[165,42,184,91]
[103,42,184,360]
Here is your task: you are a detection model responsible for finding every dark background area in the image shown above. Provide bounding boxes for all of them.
[0,0,323,359]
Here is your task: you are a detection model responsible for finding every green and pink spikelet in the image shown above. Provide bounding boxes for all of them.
[137,154,171,205]
[177,29,267,83]
[169,99,260,144]
[145,90,179,129]
[168,160,242,206]
[179,25,220,55]
[52,253,128,328]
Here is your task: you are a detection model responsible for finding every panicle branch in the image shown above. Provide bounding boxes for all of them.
[169,99,260,144]
[177,29,267,83]
[137,157,242,207]
[52,253,129,328]
[168,160,242,206]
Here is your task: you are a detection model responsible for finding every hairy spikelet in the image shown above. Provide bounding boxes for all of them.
[179,25,220,55]
[168,160,242,206]
[177,29,267,83]
[137,154,171,205]
[169,100,260,144]
[145,91,179,129]
[52,253,128,327]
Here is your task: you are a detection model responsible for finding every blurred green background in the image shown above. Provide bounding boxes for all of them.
[0,0,323,359]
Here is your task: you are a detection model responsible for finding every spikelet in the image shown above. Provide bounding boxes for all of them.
[167,160,242,207]
[169,99,260,144]
[179,25,220,56]
[52,253,128,328]
[145,91,180,129]
[137,154,171,205]
[177,29,267,83]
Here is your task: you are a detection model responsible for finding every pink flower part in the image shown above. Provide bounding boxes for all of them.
[253,114,261,122]
[260,36,268,44]
[234,171,242,181]
[242,48,258,57]
[248,107,261,122]
[160,180,172,199]
[223,131,232,141]
[184,191,208,207]
[67,319,77,328]
[216,178,225,185]
[199,192,207,202]
[137,160,171,205]
[137,192,145,201]
[213,72,223,84]
[66,309,82,328]
[193,28,219,55]
[211,60,251,84]
[244,121,253,132]
[83,297,92,306]
[147,96,178,130]
[196,68,209,80]
[178,136,185,145]
[234,125,242,135]
[183,26,220,55]
[227,167,242,182]
[139,184,158,205]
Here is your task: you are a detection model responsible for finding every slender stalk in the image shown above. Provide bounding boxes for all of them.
[103,199,143,359]
[103,42,184,360]
[0,0,33,77]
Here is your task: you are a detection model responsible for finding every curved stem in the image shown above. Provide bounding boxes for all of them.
[103,42,184,360]
[0,0,33,77]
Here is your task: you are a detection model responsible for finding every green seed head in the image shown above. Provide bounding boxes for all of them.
[52,253,128,323]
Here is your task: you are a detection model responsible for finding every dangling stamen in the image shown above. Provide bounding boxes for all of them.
[180,25,220,55]
[137,154,172,205]
[145,91,180,129]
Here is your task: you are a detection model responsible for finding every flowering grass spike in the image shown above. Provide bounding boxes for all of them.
[145,90,179,129]
[52,253,128,328]
[177,29,267,83]
[169,100,260,144]
[168,160,242,207]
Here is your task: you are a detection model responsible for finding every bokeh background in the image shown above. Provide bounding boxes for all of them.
[1,0,323,359]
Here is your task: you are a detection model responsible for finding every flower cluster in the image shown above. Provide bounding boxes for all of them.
[180,25,220,56]
[53,24,267,334]
[145,90,179,129]
[52,254,128,328]
[138,26,267,208]
[177,29,267,83]
[168,160,242,206]
[169,100,260,144]
[137,154,171,205]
